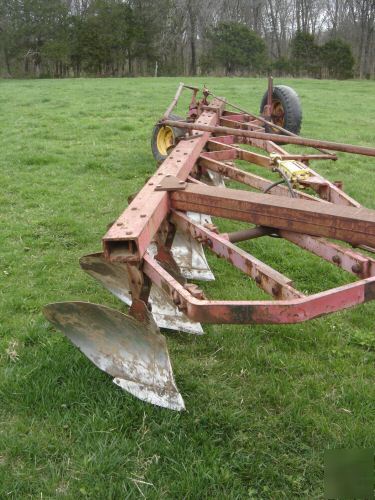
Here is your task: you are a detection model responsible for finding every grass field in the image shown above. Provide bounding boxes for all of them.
[0,77,374,498]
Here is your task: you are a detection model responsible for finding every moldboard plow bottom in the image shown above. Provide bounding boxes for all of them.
[44,81,375,410]
[44,300,185,410]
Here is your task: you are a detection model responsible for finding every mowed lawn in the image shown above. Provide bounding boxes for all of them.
[0,77,374,498]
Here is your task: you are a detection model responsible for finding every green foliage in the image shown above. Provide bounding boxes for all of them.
[290,32,355,80]
[321,39,354,79]
[291,30,321,77]
[0,0,159,77]
[207,22,266,75]
[291,31,316,61]
[0,0,71,77]
[272,56,293,76]
[0,77,374,497]
[0,2,364,78]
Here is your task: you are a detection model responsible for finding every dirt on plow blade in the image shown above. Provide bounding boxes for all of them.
[43,301,185,411]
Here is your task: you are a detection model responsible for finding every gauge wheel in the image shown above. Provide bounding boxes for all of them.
[151,114,185,163]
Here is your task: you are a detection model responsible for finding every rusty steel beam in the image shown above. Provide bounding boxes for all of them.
[222,112,252,121]
[217,225,375,278]
[223,226,274,243]
[143,253,375,324]
[169,183,375,247]
[103,99,225,262]
[162,119,375,157]
[280,231,375,279]
[204,142,271,168]
[200,149,239,162]
[220,116,264,130]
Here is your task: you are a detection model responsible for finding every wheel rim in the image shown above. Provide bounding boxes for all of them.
[156,126,174,156]
[271,100,285,128]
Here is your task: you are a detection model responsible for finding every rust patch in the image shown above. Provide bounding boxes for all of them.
[230,305,255,323]
[364,281,375,301]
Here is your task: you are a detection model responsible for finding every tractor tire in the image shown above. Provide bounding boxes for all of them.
[151,114,185,163]
[260,85,302,135]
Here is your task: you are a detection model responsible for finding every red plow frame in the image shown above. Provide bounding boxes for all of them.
[103,84,375,324]
[44,81,375,410]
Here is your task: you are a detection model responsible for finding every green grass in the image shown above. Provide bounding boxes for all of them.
[0,77,374,498]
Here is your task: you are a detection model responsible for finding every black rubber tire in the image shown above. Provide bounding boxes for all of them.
[260,85,302,135]
[151,114,185,163]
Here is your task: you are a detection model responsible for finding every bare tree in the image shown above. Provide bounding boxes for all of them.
[347,0,375,77]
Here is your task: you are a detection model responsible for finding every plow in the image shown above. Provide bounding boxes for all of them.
[44,80,375,411]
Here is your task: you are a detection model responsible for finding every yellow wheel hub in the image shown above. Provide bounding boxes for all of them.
[157,126,174,156]
[271,100,285,128]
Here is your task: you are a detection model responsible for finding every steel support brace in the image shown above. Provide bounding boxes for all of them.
[143,253,375,324]
[103,98,225,261]
[162,119,375,157]
[170,183,375,247]
[206,139,359,207]
[280,231,375,279]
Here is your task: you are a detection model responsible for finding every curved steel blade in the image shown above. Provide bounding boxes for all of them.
[171,212,215,281]
[80,253,204,335]
[206,169,225,187]
[43,301,185,411]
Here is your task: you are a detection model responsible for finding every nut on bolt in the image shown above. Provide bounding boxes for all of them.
[332,255,341,264]
[351,263,362,274]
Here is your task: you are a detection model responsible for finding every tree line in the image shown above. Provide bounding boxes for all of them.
[0,0,374,79]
